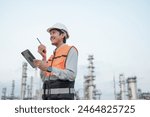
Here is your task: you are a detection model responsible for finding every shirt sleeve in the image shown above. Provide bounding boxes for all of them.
[51,47,78,81]
[40,71,46,82]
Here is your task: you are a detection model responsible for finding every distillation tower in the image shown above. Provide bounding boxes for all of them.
[83,55,101,100]
[26,76,33,99]
[119,74,126,100]
[20,62,27,100]
[1,88,7,100]
[7,80,15,99]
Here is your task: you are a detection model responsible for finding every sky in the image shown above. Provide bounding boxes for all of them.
[0,0,150,99]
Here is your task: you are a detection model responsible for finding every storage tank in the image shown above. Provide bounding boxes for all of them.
[127,77,137,100]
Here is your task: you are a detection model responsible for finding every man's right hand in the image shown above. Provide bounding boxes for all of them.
[38,44,47,59]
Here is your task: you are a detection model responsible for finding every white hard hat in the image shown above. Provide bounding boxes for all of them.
[47,23,69,39]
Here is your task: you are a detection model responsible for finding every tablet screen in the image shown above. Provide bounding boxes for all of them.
[21,49,36,68]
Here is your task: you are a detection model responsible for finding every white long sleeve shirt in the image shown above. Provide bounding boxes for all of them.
[40,47,78,81]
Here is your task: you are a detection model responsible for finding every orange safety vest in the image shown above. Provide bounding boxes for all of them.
[44,44,77,77]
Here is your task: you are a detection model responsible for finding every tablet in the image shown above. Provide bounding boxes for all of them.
[21,49,36,68]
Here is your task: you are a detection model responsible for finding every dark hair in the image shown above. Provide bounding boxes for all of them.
[63,38,66,43]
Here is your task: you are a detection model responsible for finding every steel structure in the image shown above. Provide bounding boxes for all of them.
[20,62,27,99]
[83,55,101,100]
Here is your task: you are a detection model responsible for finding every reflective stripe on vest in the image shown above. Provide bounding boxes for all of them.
[43,88,75,95]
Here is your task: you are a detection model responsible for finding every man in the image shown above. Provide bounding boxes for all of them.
[33,23,78,100]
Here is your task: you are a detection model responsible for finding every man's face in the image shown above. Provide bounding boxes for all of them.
[50,29,64,46]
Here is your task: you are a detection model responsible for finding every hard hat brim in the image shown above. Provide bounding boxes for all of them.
[47,27,69,39]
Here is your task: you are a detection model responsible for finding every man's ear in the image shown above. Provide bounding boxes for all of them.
[60,33,65,39]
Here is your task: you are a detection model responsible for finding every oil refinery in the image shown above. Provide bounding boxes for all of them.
[1,55,150,100]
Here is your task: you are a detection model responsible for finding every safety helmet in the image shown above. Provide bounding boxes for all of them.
[47,23,69,39]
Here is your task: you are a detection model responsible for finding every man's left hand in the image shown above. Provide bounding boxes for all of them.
[33,59,48,71]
